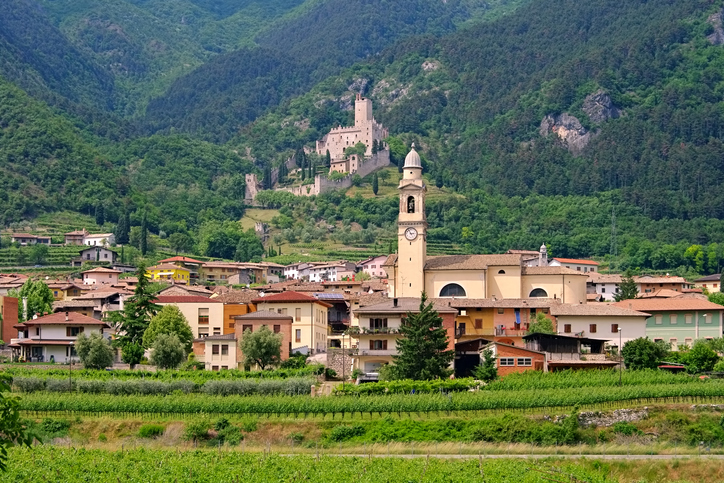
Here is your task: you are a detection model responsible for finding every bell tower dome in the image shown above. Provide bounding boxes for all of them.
[396,144,427,297]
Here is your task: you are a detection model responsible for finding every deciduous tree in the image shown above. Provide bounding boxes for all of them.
[143,305,193,353]
[621,337,669,370]
[75,332,114,370]
[150,333,185,370]
[0,374,32,472]
[527,312,555,334]
[9,280,53,322]
[240,325,282,370]
[474,348,498,382]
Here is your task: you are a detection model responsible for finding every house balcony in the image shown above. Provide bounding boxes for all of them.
[349,327,400,337]
[358,349,396,357]
[495,328,529,337]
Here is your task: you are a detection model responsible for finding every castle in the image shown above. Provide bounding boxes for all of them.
[316,94,389,172]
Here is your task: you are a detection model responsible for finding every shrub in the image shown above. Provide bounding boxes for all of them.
[241,420,257,432]
[138,424,165,438]
[214,418,230,431]
[46,378,73,392]
[612,422,642,436]
[289,432,304,444]
[325,368,337,380]
[40,418,71,437]
[183,420,209,442]
[77,380,106,394]
[98,433,107,442]
[328,425,365,442]
[13,377,45,393]
[167,380,196,394]
[216,426,243,446]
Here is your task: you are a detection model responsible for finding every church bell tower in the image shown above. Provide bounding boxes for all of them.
[397,144,427,297]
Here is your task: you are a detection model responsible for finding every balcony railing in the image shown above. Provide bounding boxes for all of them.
[495,328,529,337]
[358,349,396,356]
[347,327,400,336]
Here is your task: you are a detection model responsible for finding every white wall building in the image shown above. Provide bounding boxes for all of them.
[549,258,599,273]
[83,233,116,247]
[550,304,649,350]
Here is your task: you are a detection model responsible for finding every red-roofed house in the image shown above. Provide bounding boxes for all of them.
[549,258,599,273]
[155,296,224,339]
[252,291,331,354]
[10,312,110,363]
[82,267,121,285]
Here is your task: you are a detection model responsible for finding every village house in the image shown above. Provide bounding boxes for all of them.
[10,234,51,246]
[157,256,204,284]
[307,261,357,283]
[211,290,259,335]
[351,297,457,378]
[193,334,237,371]
[158,284,213,298]
[43,281,84,301]
[694,274,721,293]
[549,303,649,350]
[586,273,622,301]
[155,295,224,339]
[83,233,115,247]
[201,262,248,284]
[64,229,88,245]
[73,289,128,318]
[9,312,110,363]
[549,258,599,273]
[147,264,191,284]
[523,333,618,371]
[252,291,331,354]
[52,300,98,319]
[0,296,19,343]
[613,298,724,350]
[81,267,121,286]
[358,255,389,279]
[234,311,293,364]
[71,246,118,267]
[482,341,546,376]
[634,275,690,294]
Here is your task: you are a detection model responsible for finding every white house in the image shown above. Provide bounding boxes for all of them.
[550,303,649,351]
[549,258,599,273]
[83,233,116,247]
[10,312,110,363]
[81,267,121,285]
[586,273,622,302]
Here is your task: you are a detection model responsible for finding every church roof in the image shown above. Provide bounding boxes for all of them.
[425,254,522,271]
[403,144,422,169]
[521,266,588,276]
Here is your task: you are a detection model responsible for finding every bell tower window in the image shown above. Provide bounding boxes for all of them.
[407,196,415,213]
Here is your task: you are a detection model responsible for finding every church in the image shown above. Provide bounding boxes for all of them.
[383,145,589,303]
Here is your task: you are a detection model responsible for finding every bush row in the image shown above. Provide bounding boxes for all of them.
[334,379,478,395]
[12,376,315,396]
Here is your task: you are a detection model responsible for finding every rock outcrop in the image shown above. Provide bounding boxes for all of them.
[708,8,724,45]
[583,90,621,124]
[539,113,591,156]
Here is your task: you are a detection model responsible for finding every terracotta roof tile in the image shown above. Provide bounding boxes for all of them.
[155,296,221,304]
[522,266,588,276]
[425,254,522,270]
[253,291,332,307]
[158,256,204,264]
[23,312,108,326]
[612,298,724,312]
[356,297,458,314]
[552,258,600,266]
[550,303,649,317]
[213,290,260,304]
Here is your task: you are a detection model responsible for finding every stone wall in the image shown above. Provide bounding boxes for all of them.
[326,348,356,380]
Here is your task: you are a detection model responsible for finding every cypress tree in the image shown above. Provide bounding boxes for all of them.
[325,149,331,167]
[390,293,455,380]
[614,270,639,301]
[115,208,130,245]
[95,202,105,226]
[372,140,379,155]
[372,172,379,195]
[140,210,148,256]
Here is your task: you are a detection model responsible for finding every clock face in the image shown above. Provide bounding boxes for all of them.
[404,227,418,241]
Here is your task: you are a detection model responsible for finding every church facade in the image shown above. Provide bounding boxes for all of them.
[384,145,589,303]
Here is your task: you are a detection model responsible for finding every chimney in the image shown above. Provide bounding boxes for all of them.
[65,311,69,321]
[393,298,398,307]
[553,294,557,299]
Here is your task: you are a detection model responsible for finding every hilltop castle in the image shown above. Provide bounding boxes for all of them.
[316,94,388,171]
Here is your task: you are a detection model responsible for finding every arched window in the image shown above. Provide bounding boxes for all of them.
[407,196,415,213]
[498,270,506,274]
[529,288,548,298]
[440,283,466,297]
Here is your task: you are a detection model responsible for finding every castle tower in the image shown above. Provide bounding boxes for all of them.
[355,93,373,128]
[397,144,427,297]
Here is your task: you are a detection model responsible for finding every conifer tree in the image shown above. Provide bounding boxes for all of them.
[372,140,379,155]
[94,202,105,226]
[140,210,148,256]
[614,270,639,301]
[325,149,331,167]
[114,208,129,245]
[390,293,454,380]
[372,172,379,195]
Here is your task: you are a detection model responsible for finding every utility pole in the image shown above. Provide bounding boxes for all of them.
[618,327,622,386]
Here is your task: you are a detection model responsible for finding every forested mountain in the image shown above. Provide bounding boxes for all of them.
[143,0,494,142]
[2,0,724,273]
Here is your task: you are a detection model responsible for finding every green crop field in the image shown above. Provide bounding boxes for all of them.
[3,447,610,482]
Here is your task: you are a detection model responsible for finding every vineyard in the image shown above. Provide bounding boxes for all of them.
[17,382,724,417]
[483,369,695,391]
[3,447,611,482]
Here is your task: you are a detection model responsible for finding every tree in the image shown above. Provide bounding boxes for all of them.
[9,280,53,322]
[168,232,194,255]
[683,341,719,373]
[150,333,185,370]
[114,208,129,245]
[474,348,498,382]
[372,172,379,195]
[143,305,194,353]
[709,292,724,306]
[325,149,331,167]
[239,325,282,370]
[75,332,114,370]
[389,293,454,380]
[234,231,264,262]
[527,312,555,334]
[140,210,148,256]
[107,263,160,368]
[621,337,669,370]
[95,201,105,226]
[0,374,32,472]
[30,244,48,265]
[614,270,638,301]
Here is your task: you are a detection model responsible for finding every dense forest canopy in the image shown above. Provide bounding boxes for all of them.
[1,0,724,275]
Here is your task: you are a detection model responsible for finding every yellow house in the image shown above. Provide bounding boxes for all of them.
[252,291,331,354]
[147,263,191,283]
